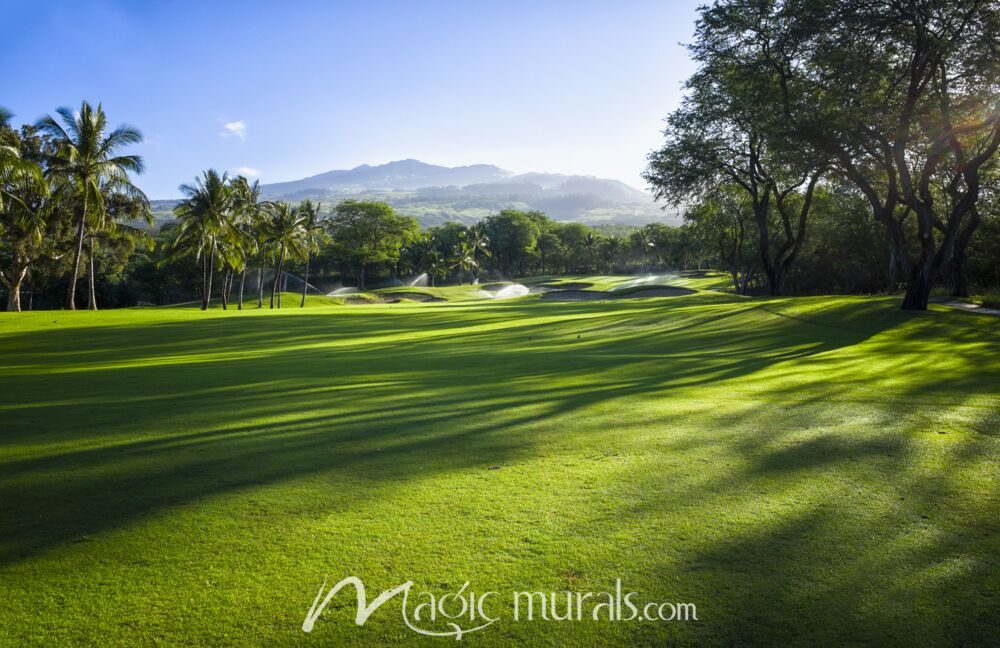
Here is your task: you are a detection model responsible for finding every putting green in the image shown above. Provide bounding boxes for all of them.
[1,288,998,645]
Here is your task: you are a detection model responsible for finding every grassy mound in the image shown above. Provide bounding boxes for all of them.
[1,291,998,644]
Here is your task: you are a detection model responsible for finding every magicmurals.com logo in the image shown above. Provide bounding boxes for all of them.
[303,576,698,639]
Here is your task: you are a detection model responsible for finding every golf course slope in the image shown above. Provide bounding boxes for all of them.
[1,289,998,645]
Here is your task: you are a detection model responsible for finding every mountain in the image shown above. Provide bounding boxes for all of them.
[260,159,510,196]
[258,159,677,226]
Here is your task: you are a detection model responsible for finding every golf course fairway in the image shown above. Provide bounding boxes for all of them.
[1,289,998,645]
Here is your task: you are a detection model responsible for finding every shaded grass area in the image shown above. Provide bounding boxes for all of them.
[164,291,342,309]
[1,290,999,645]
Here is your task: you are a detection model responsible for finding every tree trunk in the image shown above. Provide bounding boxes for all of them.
[270,248,285,309]
[66,191,89,310]
[301,254,310,307]
[887,246,899,292]
[203,240,216,311]
[951,250,970,299]
[87,239,98,310]
[221,268,229,310]
[238,267,247,310]
[4,265,28,312]
[901,265,932,311]
[950,207,980,298]
[201,253,209,310]
[257,263,265,308]
[359,266,366,291]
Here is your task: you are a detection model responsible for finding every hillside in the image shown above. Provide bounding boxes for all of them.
[257,159,678,226]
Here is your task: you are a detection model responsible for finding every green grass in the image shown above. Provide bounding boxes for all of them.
[166,292,344,309]
[1,283,999,645]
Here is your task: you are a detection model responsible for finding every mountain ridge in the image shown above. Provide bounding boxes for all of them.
[255,159,673,226]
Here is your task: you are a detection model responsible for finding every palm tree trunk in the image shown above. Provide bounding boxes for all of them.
[257,262,265,308]
[66,192,89,310]
[238,267,247,310]
[201,253,209,310]
[278,259,284,308]
[87,240,97,310]
[221,267,229,310]
[270,247,285,309]
[204,240,216,311]
[301,254,310,307]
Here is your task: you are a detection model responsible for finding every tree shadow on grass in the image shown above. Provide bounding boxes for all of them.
[0,295,978,574]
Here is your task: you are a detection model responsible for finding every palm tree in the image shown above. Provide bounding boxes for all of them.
[36,101,146,310]
[633,226,655,273]
[85,189,154,309]
[297,199,325,307]
[584,232,598,272]
[262,201,306,309]
[87,196,156,310]
[451,239,477,285]
[466,225,491,284]
[230,176,263,309]
[603,235,622,272]
[170,169,239,310]
[426,248,445,287]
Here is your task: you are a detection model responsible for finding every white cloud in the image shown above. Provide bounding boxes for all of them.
[233,166,259,177]
[221,120,247,140]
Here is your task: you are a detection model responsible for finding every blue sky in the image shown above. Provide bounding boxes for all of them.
[2,0,701,199]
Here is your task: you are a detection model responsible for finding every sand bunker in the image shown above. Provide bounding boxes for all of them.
[344,296,375,305]
[344,291,447,304]
[541,286,696,301]
[384,295,446,303]
[541,290,608,301]
[383,292,445,302]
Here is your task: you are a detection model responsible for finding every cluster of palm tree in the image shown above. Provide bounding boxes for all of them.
[411,225,491,287]
[454,226,491,285]
[0,101,152,311]
[167,170,325,310]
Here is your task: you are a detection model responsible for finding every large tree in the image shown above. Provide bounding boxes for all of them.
[1,112,52,311]
[732,0,1000,308]
[85,190,154,309]
[297,199,325,307]
[686,184,758,294]
[479,210,540,278]
[817,0,1000,307]
[326,200,417,290]
[36,101,147,310]
[644,2,827,295]
[169,169,241,310]
[262,201,306,309]
[229,175,263,310]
